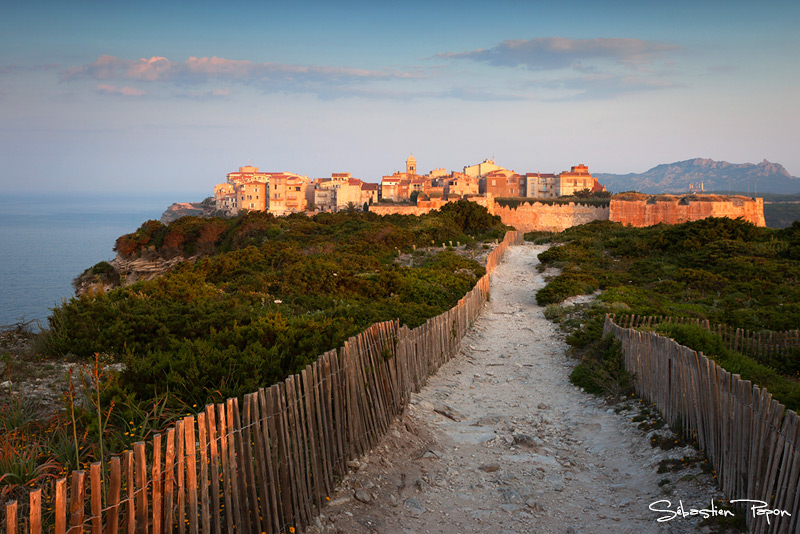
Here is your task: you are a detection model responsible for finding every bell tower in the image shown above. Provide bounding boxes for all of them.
[406,154,417,175]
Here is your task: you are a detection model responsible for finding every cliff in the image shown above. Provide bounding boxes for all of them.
[75,253,198,296]
[160,197,216,224]
[609,194,766,227]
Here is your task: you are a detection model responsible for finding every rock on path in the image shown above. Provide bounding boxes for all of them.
[309,243,722,534]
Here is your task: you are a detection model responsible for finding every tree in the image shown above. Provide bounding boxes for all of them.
[409,190,420,203]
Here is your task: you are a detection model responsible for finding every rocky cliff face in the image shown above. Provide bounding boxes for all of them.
[596,158,800,194]
[160,197,216,224]
[609,194,766,227]
[75,253,197,296]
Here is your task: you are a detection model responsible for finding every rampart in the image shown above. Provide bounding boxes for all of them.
[372,194,765,231]
[492,202,608,232]
[609,194,766,227]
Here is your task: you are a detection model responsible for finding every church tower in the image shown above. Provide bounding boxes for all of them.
[406,154,417,176]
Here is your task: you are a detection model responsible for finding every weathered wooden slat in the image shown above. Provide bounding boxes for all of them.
[215,403,233,534]
[247,393,270,534]
[29,488,42,534]
[196,413,210,534]
[68,470,85,534]
[134,442,148,534]
[152,434,162,534]
[183,417,198,534]
[204,405,221,534]
[107,456,121,534]
[302,366,324,509]
[5,501,17,534]
[163,428,175,534]
[271,383,293,529]
[55,478,67,534]
[230,398,252,534]
[124,451,135,534]
[239,395,261,533]
[311,361,333,500]
[176,419,185,534]
[91,462,102,534]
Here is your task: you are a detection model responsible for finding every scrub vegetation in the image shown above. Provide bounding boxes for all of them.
[534,218,800,409]
[1,201,508,503]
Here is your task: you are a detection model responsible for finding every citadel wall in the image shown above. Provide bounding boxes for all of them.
[370,195,765,231]
[609,195,765,227]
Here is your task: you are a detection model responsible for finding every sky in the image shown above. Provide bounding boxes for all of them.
[1,0,799,197]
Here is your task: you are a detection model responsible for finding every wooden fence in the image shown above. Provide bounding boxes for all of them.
[613,314,800,364]
[604,315,800,534]
[2,231,524,534]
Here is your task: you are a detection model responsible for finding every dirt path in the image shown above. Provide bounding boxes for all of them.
[309,243,723,534]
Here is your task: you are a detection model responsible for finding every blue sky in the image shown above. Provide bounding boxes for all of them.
[1,0,798,197]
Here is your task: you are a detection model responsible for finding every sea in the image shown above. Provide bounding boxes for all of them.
[0,194,194,329]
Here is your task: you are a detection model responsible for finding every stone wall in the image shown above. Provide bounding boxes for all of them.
[492,202,609,233]
[369,205,435,217]
[370,194,766,231]
[369,197,492,217]
[609,195,766,227]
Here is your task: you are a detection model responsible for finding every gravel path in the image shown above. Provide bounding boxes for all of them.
[309,243,724,534]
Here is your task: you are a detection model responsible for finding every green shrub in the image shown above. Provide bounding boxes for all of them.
[536,272,599,305]
[569,335,632,398]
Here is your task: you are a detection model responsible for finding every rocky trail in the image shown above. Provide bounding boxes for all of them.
[308,243,724,534]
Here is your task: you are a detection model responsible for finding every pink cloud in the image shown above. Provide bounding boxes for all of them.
[62,55,415,86]
[95,84,147,97]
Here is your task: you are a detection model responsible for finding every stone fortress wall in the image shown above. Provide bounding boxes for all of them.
[370,194,765,231]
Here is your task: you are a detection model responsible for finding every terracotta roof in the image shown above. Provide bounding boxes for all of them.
[361,183,380,190]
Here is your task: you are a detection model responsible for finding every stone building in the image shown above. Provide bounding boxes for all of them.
[446,173,480,197]
[237,181,268,213]
[313,173,380,211]
[483,170,524,198]
[525,173,559,198]
[464,158,506,178]
[269,174,310,216]
[557,164,600,196]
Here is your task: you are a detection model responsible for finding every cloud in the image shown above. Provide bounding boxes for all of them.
[95,84,147,97]
[61,55,417,91]
[437,37,680,71]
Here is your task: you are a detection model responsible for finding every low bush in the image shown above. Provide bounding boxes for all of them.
[536,272,599,306]
[569,335,633,398]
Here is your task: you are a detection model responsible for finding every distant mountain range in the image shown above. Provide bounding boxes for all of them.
[595,158,800,195]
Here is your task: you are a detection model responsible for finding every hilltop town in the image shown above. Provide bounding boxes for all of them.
[210,155,766,231]
[213,156,606,217]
